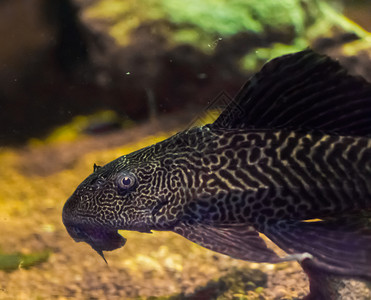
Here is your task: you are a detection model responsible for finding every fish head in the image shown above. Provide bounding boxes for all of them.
[62,149,164,258]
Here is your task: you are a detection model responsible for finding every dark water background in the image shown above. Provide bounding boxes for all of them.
[0,1,370,299]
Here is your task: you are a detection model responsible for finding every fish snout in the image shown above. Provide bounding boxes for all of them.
[62,195,80,230]
[62,197,89,243]
[63,195,126,254]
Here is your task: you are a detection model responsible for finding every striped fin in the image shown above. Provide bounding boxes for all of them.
[264,217,371,280]
[173,221,280,263]
[214,49,371,136]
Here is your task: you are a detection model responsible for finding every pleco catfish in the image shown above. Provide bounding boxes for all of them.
[63,49,371,298]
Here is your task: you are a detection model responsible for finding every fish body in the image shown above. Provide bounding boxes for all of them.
[63,50,371,290]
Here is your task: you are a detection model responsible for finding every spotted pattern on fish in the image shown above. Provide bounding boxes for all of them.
[63,49,371,283]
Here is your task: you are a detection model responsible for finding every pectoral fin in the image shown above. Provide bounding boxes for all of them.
[264,217,371,280]
[173,221,280,263]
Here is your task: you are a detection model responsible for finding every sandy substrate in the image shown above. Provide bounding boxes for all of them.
[0,114,369,299]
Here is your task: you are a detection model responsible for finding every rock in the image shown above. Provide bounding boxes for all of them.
[183,267,267,299]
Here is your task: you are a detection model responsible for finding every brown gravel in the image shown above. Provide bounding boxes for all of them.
[0,114,369,300]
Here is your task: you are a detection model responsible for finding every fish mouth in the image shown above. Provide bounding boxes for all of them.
[65,223,126,261]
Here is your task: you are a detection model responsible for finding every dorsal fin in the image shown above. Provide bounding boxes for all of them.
[213,49,371,136]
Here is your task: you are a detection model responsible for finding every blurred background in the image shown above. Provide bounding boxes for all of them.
[0,0,370,299]
[0,0,370,146]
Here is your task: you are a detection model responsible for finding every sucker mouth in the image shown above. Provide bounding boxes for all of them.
[65,224,127,262]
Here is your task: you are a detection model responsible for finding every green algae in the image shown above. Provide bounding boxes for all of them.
[83,0,344,53]
[240,40,307,71]
[81,0,371,78]
[342,36,371,56]
[0,250,50,271]
[84,0,308,50]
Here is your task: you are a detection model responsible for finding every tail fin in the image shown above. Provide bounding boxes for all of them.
[264,216,371,280]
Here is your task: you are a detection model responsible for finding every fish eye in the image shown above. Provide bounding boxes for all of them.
[117,174,136,190]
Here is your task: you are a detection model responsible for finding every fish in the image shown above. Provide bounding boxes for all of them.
[62,49,371,298]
